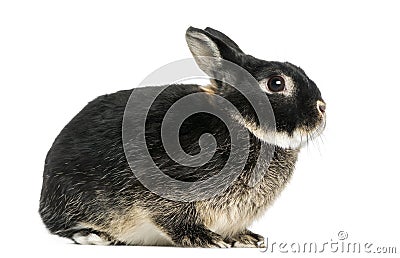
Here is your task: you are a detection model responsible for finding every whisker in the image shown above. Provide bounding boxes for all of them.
[314,136,322,155]
[304,118,326,156]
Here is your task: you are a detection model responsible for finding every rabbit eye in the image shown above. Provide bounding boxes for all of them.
[267,76,285,92]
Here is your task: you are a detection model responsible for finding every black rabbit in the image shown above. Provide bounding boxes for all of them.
[39,26,326,247]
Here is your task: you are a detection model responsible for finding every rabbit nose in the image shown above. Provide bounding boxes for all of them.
[317,100,326,114]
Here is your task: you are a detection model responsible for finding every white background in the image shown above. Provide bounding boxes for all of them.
[1,0,399,257]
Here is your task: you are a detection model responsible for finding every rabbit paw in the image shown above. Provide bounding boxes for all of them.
[175,228,231,248]
[230,229,265,248]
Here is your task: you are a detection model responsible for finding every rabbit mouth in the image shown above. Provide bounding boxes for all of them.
[234,115,326,149]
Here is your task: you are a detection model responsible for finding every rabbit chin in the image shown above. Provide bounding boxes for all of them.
[234,115,318,149]
[250,128,309,149]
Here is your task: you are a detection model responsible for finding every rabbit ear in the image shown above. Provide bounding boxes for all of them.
[204,27,244,54]
[185,27,245,74]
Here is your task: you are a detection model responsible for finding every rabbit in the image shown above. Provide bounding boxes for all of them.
[39,26,326,247]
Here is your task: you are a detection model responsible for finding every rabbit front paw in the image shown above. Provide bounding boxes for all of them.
[230,229,265,248]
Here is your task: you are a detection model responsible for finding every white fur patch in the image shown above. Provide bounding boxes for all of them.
[249,126,306,149]
[233,114,312,149]
[72,232,111,245]
[117,220,173,246]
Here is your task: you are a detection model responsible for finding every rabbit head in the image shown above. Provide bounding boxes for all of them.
[186,26,326,149]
